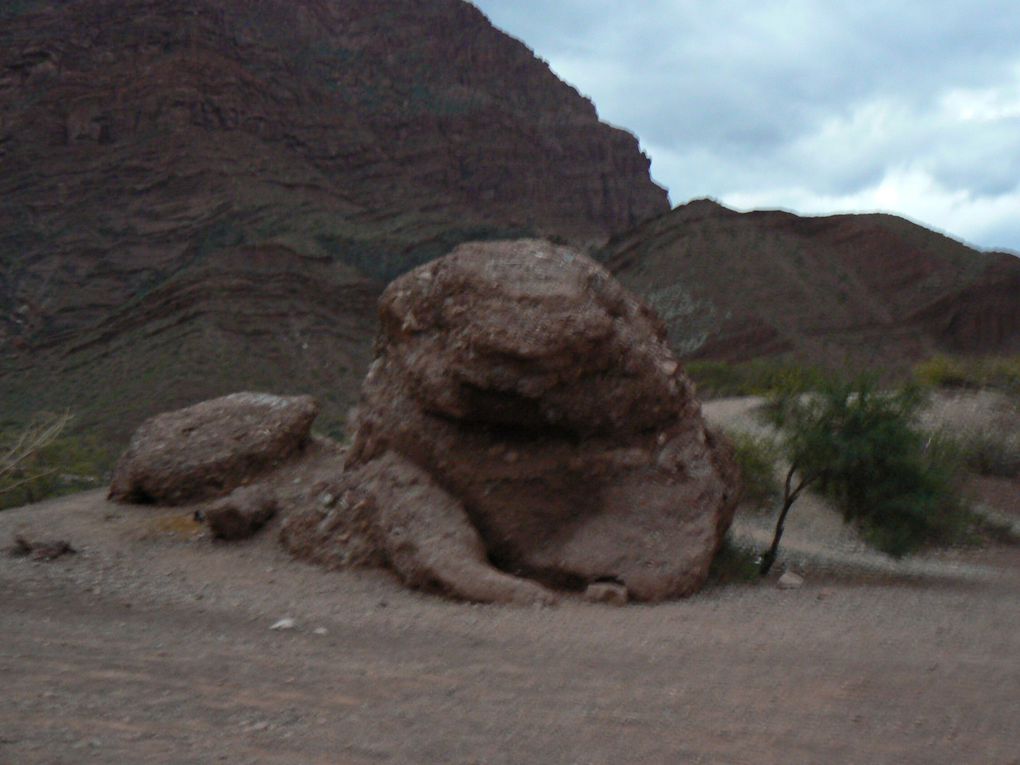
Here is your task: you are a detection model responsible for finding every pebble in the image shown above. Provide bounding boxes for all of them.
[777,571,805,590]
[269,618,296,631]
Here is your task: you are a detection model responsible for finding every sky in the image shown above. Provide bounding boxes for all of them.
[470,1,1020,253]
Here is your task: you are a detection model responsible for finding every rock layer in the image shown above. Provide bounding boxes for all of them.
[0,0,668,438]
[602,200,1020,369]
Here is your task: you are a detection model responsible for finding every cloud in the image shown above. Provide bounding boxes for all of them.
[471,1,1020,252]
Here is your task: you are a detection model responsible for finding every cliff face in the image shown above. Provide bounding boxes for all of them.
[0,0,668,434]
[602,200,1020,370]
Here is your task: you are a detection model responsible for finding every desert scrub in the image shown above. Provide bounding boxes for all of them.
[707,534,761,586]
[685,359,828,399]
[760,376,978,571]
[914,354,1020,396]
[728,431,781,510]
[0,415,114,510]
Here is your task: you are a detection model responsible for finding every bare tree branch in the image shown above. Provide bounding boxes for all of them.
[0,412,71,496]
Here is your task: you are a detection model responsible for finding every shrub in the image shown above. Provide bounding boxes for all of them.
[760,376,973,571]
[728,431,781,510]
[914,354,1020,395]
[0,414,113,510]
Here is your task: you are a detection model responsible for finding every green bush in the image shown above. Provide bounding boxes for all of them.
[764,376,974,563]
[728,431,781,510]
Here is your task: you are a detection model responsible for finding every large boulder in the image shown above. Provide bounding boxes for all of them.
[109,392,318,505]
[283,240,739,603]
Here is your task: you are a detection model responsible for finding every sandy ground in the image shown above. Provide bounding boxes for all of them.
[1,395,1018,765]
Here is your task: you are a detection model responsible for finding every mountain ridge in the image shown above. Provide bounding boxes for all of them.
[0,0,669,436]
[601,199,1020,369]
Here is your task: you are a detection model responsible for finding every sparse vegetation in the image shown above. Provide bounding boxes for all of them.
[685,359,828,399]
[0,414,113,510]
[914,354,1020,396]
[759,376,977,573]
[728,431,781,510]
[707,534,761,586]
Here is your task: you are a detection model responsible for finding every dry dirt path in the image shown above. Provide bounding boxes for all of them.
[2,485,1019,765]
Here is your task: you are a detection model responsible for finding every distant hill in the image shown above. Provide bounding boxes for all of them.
[601,199,1020,370]
[0,0,668,437]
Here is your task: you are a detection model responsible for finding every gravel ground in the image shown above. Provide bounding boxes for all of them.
[1,393,1018,765]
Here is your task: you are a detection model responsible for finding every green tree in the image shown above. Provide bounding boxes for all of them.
[759,377,964,574]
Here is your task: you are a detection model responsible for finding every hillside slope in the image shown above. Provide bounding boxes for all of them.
[602,200,1020,369]
[0,0,668,436]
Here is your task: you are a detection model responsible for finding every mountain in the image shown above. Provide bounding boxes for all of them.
[601,199,1020,370]
[0,0,668,437]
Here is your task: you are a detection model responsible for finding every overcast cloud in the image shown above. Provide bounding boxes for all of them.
[471,1,1020,252]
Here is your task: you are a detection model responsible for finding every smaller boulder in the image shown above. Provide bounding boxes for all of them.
[204,485,278,541]
[109,392,318,505]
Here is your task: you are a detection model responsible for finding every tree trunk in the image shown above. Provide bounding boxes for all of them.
[760,464,811,576]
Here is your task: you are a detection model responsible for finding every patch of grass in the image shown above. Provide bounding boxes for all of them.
[914,354,1020,396]
[685,359,828,399]
[728,431,781,510]
[707,535,761,586]
[0,419,115,511]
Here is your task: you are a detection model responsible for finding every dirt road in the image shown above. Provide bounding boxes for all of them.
[2,483,1019,765]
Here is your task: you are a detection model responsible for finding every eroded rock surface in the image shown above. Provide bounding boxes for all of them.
[283,240,739,602]
[109,393,318,505]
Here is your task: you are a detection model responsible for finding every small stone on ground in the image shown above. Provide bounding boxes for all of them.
[777,571,805,590]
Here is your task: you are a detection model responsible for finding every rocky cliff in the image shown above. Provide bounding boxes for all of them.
[602,200,1020,370]
[0,0,668,436]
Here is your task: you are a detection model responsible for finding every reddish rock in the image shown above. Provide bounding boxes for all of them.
[604,199,1020,370]
[204,485,278,541]
[283,240,739,603]
[283,453,559,605]
[109,393,318,505]
[0,0,668,439]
